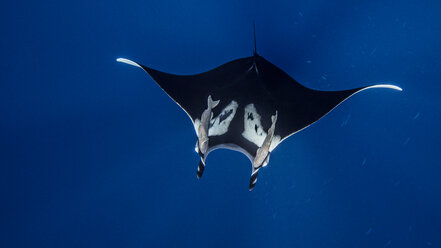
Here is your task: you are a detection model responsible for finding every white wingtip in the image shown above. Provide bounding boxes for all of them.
[116,58,142,68]
[364,84,403,92]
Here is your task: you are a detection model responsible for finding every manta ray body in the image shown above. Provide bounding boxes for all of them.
[117,48,401,190]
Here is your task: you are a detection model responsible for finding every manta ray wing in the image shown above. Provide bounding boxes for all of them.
[117,57,254,124]
[253,56,402,143]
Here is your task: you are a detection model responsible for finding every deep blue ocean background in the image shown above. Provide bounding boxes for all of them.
[1,0,441,247]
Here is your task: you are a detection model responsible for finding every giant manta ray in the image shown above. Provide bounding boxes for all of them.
[117,41,401,190]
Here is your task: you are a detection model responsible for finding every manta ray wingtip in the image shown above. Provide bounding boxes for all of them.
[365,84,403,92]
[393,85,403,91]
[393,85,403,92]
[116,58,142,68]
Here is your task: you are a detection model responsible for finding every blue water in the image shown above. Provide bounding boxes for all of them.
[1,0,440,247]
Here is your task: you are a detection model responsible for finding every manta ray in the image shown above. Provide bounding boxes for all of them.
[117,38,401,190]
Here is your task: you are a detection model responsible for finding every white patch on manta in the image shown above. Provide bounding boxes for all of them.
[242,104,281,151]
[208,101,238,136]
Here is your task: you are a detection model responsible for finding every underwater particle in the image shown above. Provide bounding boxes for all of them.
[361,158,367,167]
[341,114,351,127]
[306,60,312,64]
[413,112,420,120]
[426,241,432,246]
[384,240,392,247]
[403,137,411,145]
[323,177,334,185]
[365,227,372,236]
